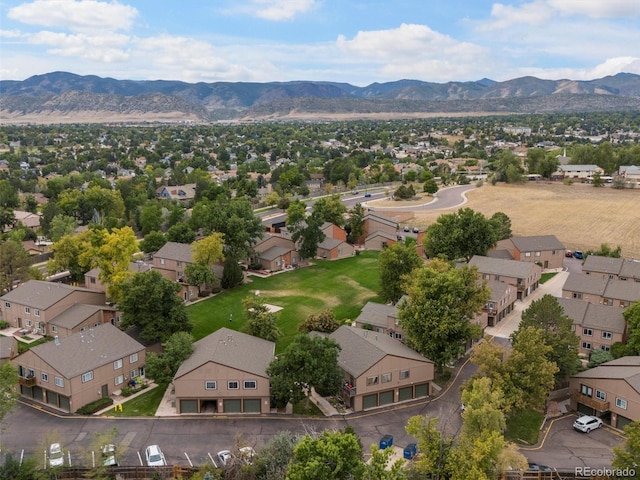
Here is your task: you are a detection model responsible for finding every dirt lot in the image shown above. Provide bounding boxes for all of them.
[412,182,640,258]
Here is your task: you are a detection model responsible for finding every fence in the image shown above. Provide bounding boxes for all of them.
[46,465,199,479]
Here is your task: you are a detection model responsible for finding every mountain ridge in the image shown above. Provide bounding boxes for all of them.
[1,71,639,123]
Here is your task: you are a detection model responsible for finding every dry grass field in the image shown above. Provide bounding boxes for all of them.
[407,183,640,258]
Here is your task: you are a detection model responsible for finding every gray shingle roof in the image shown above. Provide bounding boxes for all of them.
[355,302,398,328]
[28,323,144,378]
[487,280,513,301]
[603,280,640,303]
[365,231,397,242]
[509,235,565,252]
[0,335,18,359]
[0,280,99,310]
[318,238,344,250]
[620,260,640,280]
[562,273,608,296]
[329,326,432,378]
[364,212,398,228]
[486,249,514,260]
[469,255,538,279]
[582,255,624,275]
[154,242,193,263]
[49,304,116,329]
[573,357,640,394]
[174,328,275,380]
[259,245,291,261]
[558,298,626,333]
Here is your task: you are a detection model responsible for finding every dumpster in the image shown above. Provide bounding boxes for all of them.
[403,443,417,460]
[379,434,393,450]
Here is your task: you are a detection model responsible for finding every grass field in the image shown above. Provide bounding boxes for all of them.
[187,251,382,352]
[409,182,640,259]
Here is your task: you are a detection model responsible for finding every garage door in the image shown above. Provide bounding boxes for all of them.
[379,390,394,406]
[414,383,428,398]
[224,399,241,413]
[363,394,378,410]
[180,399,198,413]
[243,399,261,413]
[398,386,413,402]
[577,403,595,416]
[617,415,633,429]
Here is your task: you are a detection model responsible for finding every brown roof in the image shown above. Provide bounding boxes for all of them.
[174,328,275,379]
[603,280,640,303]
[508,235,565,252]
[562,273,608,296]
[0,280,101,310]
[49,304,116,329]
[469,255,540,279]
[26,323,144,378]
[154,242,193,263]
[620,260,640,280]
[573,357,640,394]
[582,255,624,275]
[557,298,626,333]
[355,302,398,328]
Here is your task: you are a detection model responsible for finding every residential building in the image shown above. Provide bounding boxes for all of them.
[553,164,605,182]
[468,255,542,300]
[173,328,275,414]
[320,222,348,242]
[329,326,434,412]
[493,235,565,270]
[353,302,404,341]
[84,260,153,293]
[582,255,640,282]
[15,324,146,412]
[618,165,640,185]
[570,357,640,429]
[0,335,18,365]
[557,298,626,356]
[47,303,120,339]
[0,281,107,335]
[364,231,398,251]
[562,273,640,307]
[484,280,517,327]
[317,238,355,260]
[251,234,298,271]
[358,212,399,245]
[153,242,199,301]
[155,184,197,203]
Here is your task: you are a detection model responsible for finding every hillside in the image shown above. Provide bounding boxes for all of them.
[1,72,640,123]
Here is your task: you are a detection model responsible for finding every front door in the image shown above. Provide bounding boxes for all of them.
[18,318,22,328]
[101,384,108,398]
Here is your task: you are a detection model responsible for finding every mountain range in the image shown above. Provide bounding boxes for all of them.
[1,71,640,123]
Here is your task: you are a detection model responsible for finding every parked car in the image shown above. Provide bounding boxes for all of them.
[145,445,166,466]
[351,190,359,195]
[573,250,584,260]
[412,227,419,233]
[573,415,603,433]
[403,226,410,232]
[101,444,118,466]
[216,450,233,467]
[565,250,573,257]
[48,443,64,467]
[364,192,371,198]
[528,462,553,471]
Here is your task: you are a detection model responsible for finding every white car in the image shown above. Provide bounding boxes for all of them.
[48,443,64,467]
[216,449,233,467]
[145,445,166,466]
[573,415,603,433]
[101,444,118,466]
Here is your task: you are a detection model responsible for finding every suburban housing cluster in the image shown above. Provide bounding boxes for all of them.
[2,218,640,428]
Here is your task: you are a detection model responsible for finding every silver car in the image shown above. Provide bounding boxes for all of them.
[145,444,166,466]
[48,443,64,467]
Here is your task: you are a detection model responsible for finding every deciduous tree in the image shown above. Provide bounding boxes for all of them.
[192,232,225,267]
[612,421,640,471]
[0,240,31,292]
[146,332,194,385]
[139,230,167,253]
[243,296,281,342]
[0,362,19,424]
[622,301,640,356]
[379,242,423,303]
[346,203,366,244]
[119,270,192,343]
[399,260,489,372]
[405,415,452,479]
[312,194,347,227]
[298,310,340,334]
[489,212,512,241]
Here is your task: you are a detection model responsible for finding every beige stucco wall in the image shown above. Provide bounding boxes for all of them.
[570,376,640,427]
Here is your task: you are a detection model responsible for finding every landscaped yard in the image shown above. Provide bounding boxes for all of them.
[505,409,544,445]
[106,384,167,417]
[540,272,558,284]
[187,250,382,352]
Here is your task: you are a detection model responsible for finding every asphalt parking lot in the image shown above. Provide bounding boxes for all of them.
[522,414,620,470]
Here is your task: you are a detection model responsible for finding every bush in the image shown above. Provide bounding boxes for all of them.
[76,397,113,414]
[0,320,10,329]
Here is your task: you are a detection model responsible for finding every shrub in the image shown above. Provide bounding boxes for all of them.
[76,397,113,414]
[0,320,10,329]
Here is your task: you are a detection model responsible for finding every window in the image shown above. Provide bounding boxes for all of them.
[90,277,96,284]
[81,371,93,383]
[25,319,31,327]
[582,342,592,350]
[115,375,124,386]
[24,306,30,314]
[596,390,606,401]
[4,301,10,308]
[243,380,257,390]
[159,258,165,265]
[487,302,495,309]
[400,370,410,380]
[34,309,40,317]
[51,325,57,333]
[601,345,611,351]
[583,328,593,336]
[28,368,35,378]
[616,398,627,409]
[494,275,500,281]
[129,353,138,363]
[535,251,541,257]
[603,298,613,306]
[55,377,64,387]
[41,372,49,382]
[381,373,392,383]
[366,376,379,386]
[525,252,531,257]
[228,381,239,390]
[113,359,123,369]
[177,261,182,267]
[580,385,593,397]
[205,381,217,390]
[602,331,612,340]
[573,292,582,299]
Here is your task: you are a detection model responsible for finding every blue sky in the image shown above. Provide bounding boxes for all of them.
[1,0,639,85]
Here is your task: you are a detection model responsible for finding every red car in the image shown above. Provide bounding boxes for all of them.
[565,250,573,257]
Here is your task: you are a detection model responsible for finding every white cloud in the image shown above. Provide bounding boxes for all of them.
[8,0,138,32]
[479,1,552,31]
[27,31,130,62]
[547,0,640,18]
[0,29,25,39]
[229,0,317,21]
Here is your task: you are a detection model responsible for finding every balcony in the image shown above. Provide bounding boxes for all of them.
[19,376,36,387]
[572,392,609,412]
[343,383,356,397]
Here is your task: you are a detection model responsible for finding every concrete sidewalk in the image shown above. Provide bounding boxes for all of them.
[485,269,568,339]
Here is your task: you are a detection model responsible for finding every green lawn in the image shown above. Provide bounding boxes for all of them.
[187,251,382,352]
[106,384,167,417]
[504,409,544,445]
[540,272,558,284]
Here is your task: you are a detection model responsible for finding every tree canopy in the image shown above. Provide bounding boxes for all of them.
[243,295,281,342]
[119,270,192,343]
[378,242,423,303]
[399,259,489,372]
[0,362,19,424]
[423,208,499,261]
[145,331,194,385]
